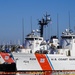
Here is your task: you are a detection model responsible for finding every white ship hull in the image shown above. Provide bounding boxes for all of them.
[13,53,75,71]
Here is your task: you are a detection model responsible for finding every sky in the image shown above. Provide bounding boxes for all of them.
[0,0,75,45]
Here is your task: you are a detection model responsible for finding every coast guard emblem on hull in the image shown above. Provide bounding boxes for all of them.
[40,58,45,63]
[5,56,9,60]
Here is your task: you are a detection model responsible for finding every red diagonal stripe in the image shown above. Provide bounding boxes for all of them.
[35,54,52,71]
[0,52,14,63]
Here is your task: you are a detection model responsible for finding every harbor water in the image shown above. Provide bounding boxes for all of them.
[1,71,75,75]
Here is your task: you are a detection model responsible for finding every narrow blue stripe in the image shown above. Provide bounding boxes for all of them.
[46,54,54,70]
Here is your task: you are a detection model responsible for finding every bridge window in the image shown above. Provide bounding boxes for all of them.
[26,38,34,40]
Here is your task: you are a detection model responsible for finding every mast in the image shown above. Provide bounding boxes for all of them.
[38,13,51,37]
[69,11,71,30]
[22,18,24,47]
[31,16,32,32]
[57,13,59,39]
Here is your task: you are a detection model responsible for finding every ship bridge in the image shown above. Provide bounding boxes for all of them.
[60,29,75,56]
[24,30,44,53]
